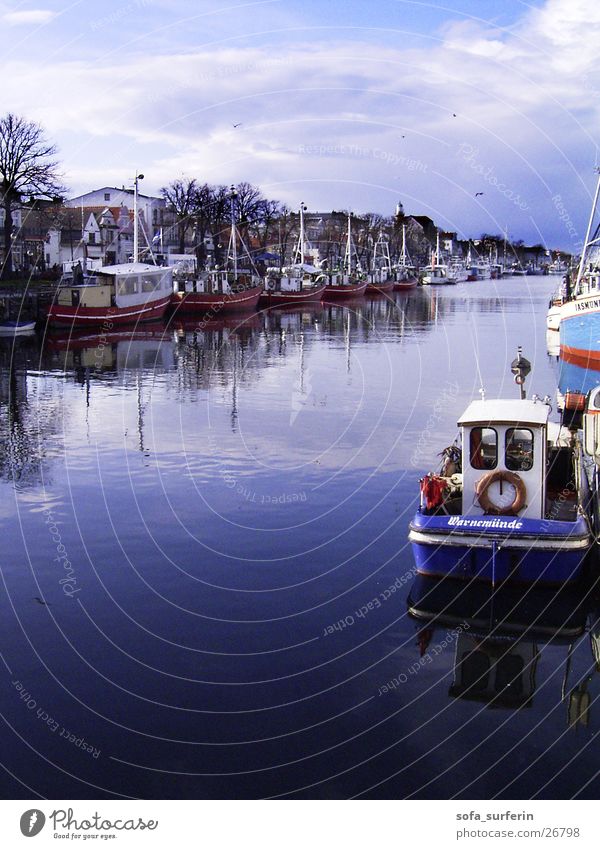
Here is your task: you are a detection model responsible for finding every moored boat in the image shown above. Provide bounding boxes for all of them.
[409,350,594,586]
[171,187,263,315]
[555,172,600,364]
[323,213,368,299]
[46,261,173,327]
[393,224,418,289]
[0,319,36,335]
[259,204,327,306]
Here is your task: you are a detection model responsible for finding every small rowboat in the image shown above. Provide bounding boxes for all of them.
[0,319,36,335]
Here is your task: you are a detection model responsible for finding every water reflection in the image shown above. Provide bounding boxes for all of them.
[408,572,598,724]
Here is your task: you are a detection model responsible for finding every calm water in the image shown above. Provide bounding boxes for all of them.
[2,276,600,799]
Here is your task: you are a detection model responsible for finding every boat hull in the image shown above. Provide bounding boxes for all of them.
[409,511,591,585]
[46,295,171,328]
[323,281,368,299]
[258,283,326,307]
[172,285,262,315]
[393,278,418,290]
[560,296,600,364]
[366,281,394,294]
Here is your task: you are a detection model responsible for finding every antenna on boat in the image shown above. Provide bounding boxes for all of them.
[511,346,531,400]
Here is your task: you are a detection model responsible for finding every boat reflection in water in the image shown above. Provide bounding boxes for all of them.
[408,571,599,718]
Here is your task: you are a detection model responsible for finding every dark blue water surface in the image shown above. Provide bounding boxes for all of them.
[2,276,600,799]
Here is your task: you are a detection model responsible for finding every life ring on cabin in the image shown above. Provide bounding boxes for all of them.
[475,470,526,515]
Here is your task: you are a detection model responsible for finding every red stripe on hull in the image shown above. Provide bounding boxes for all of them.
[46,296,171,327]
[172,286,262,314]
[560,345,600,369]
[323,282,368,299]
[258,283,327,307]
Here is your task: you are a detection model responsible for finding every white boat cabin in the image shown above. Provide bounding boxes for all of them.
[56,262,172,309]
[458,399,550,520]
[265,264,321,292]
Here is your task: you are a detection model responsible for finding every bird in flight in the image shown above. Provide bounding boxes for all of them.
[232,122,242,128]
[452,113,457,117]
[475,192,484,197]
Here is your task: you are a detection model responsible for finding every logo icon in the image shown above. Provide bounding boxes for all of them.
[20,810,46,837]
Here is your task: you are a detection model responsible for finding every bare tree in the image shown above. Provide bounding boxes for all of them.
[0,114,64,279]
[160,177,197,253]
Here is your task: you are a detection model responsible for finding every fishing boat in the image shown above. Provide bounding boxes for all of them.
[46,174,172,328]
[421,232,457,285]
[0,319,36,335]
[259,204,326,307]
[172,189,262,315]
[392,224,418,290]
[46,261,173,327]
[554,171,600,366]
[465,246,491,280]
[409,349,594,586]
[364,232,394,294]
[323,213,368,300]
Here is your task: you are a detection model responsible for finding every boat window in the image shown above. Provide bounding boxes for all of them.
[469,427,497,470]
[141,275,159,293]
[117,275,139,295]
[505,428,534,471]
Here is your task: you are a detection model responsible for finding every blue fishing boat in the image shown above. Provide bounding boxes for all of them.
[553,171,600,366]
[409,352,594,586]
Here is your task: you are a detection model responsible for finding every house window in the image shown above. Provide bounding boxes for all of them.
[104,193,110,201]
[88,232,95,244]
[505,428,534,471]
[470,427,497,470]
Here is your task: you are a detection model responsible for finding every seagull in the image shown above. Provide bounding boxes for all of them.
[452,113,457,117]
[34,597,49,606]
[475,192,484,197]
[232,122,242,128]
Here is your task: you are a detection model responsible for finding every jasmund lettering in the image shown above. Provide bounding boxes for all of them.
[575,298,600,310]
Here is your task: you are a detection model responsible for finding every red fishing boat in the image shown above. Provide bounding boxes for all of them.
[46,262,173,327]
[393,224,419,289]
[259,204,327,307]
[323,213,368,300]
[172,271,262,315]
[170,187,262,316]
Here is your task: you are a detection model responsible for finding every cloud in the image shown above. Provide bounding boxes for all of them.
[3,9,56,25]
[0,0,598,247]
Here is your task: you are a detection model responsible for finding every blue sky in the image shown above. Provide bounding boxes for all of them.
[1,0,599,249]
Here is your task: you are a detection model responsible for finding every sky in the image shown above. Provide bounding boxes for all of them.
[1,0,599,250]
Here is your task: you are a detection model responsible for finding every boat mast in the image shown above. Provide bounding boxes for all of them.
[299,202,306,265]
[230,184,238,279]
[345,212,352,273]
[133,171,144,263]
[575,169,600,291]
[401,224,407,267]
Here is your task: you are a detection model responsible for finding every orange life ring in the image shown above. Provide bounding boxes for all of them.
[475,470,526,515]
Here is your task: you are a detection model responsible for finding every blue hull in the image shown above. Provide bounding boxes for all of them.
[561,310,600,358]
[409,511,591,585]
